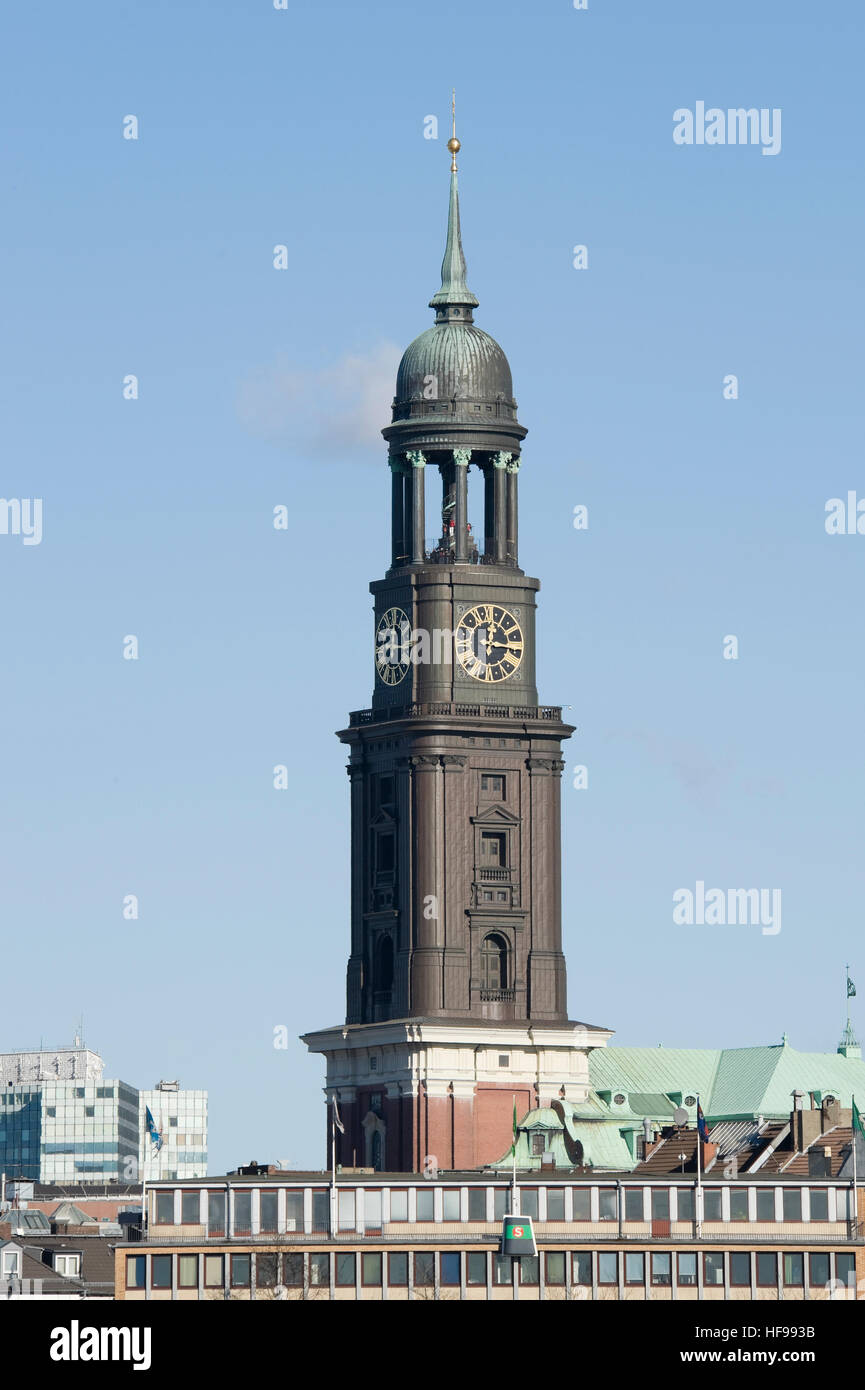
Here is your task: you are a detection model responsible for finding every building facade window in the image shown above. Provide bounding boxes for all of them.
[809,1188,829,1221]
[730,1252,750,1286]
[677,1253,697,1287]
[151,1255,172,1289]
[703,1252,724,1286]
[624,1189,643,1221]
[414,1252,434,1287]
[361,1253,382,1287]
[598,1189,617,1221]
[546,1252,566,1286]
[597,1252,617,1285]
[783,1252,804,1287]
[283,1253,303,1287]
[651,1252,671,1286]
[572,1189,591,1221]
[782,1189,802,1222]
[256,1254,278,1288]
[519,1256,539,1286]
[756,1189,775,1222]
[178,1254,198,1288]
[309,1253,330,1287]
[390,1190,409,1222]
[625,1253,644,1286]
[468,1188,486,1221]
[546,1189,565,1221]
[573,1252,592,1286]
[180,1191,199,1224]
[154,1193,174,1224]
[756,1252,777,1287]
[335,1253,356,1287]
[440,1253,460,1286]
[467,1252,487,1286]
[126,1255,145,1289]
[260,1190,278,1232]
[387,1253,408,1286]
[205,1255,225,1288]
[809,1253,830,1288]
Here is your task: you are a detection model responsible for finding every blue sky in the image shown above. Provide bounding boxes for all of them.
[2,1,863,1172]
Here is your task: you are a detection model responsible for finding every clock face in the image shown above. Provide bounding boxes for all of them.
[455,603,524,683]
[375,606,410,685]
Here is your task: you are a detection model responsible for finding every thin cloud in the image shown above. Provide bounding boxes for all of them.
[236,342,402,457]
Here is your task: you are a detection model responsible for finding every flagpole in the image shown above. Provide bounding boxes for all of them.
[696,1092,703,1238]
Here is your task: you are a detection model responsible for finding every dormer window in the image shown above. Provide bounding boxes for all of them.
[55,1253,81,1278]
[1,1248,21,1279]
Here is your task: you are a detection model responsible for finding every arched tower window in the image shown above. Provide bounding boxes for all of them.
[480,933,508,991]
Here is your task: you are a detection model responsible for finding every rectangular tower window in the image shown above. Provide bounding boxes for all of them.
[480,832,506,866]
[376,833,395,874]
[480,774,505,798]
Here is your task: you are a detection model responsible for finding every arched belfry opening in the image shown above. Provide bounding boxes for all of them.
[480,932,509,993]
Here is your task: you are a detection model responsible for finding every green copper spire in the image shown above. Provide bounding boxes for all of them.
[429,96,478,320]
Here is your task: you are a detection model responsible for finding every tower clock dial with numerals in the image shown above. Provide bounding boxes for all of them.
[375,605,411,685]
[455,603,524,683]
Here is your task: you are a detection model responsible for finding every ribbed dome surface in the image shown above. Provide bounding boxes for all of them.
[394,322,514,410]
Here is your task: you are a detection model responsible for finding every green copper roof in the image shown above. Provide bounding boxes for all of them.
[590,1042,865,1121]
[429,168,478,312]
[491,1098,639,1172]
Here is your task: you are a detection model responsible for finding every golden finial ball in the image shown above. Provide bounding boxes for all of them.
[447,137,461,155]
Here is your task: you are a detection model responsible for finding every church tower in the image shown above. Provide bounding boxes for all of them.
[303,129,610,1172]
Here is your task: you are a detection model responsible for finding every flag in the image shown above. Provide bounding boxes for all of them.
[510,1100,518,1156]
[853,1098,865,1140]
[697,1102,709,1143]
[145,1106,163,1153]
[332,1096,345,1135]
[848,975,857,999]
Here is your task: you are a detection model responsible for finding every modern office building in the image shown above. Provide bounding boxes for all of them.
[138,1081,208,1181]
[0,1044,207,1182]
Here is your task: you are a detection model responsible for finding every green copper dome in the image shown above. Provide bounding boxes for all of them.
[390,162,518,425]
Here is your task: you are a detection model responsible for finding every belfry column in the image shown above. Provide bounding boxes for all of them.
[408,451,426,563]
[390,457,405,567]
[453,450,470,562]
[493,451,511,564]
[506,456,520,564]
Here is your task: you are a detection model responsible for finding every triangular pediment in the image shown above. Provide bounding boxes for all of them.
[369,808,397,828]
[471,805,521,827]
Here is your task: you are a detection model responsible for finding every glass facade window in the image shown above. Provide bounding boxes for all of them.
[651,1189,670,1221]
[702,1190,722,1221]
[625,1253,644,1286]
[493,1256,511,1286]
[416,1189,434,1222]
[151,1255,172,1289]
[783,1252,804,1287]
[440,1253,460,1286]
[285,1190,304,1230]
[234,1191,252,1234]
[493,1189,508,1220]
[546,1252,566,1286]
[284,1253,303,1287]
[178,1254,198,1288]
[756,1189,775,1221]
[730,1252,750,1286]
[836,1252,855,1286]
[729,1189,749,1221]
[336,1253,356,1287]
[468,1188,486,1221]
[520,1256,539,1286]
[624,1189,643,1221]
[546,1188,565,1221]
[206,1255,225,1288]
[809,1253,830,1288]
[809,1189,829,1221]
[782,1189,802,1221]
[364,1190,383,1230]
[154,1192,174,1224]
[390,1190,408,1222]
[442,1189,461,1222]
[703,1253,724,1286]
[598,1189,617,1221]
[256,1254,278,1288]
[337,1190,355,1231]
[573,1252,592,1286]
[677,1253,697,1286]
[309,1253,330,1287]
[677,1188,695,1221]
[126,1255,145,1289]
[520,1189,539,1221]
[260,1190,278,1232]
[414,1252,434,1287]
[651,1252,671,1286]
[388,1253,408,1286]
[312,1191,329,1232]
[756,1252,777,1287]
[597,1252,617,1285]
[208,1192,226,1234]
[362,1253,382,1287]
[180,1191,199,1224]
[467,1252,487,1286]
